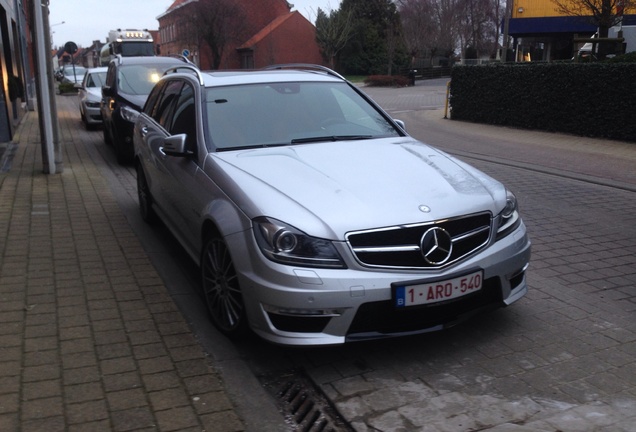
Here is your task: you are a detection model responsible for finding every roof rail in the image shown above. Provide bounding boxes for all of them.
[263,64,345,81]
[163,64,205,86]
[164,54,195,65]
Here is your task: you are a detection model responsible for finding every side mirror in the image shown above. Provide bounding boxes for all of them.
[161,134,193,157]
[394,119,407,133]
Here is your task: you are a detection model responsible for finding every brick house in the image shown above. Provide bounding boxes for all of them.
[157,0,325,69]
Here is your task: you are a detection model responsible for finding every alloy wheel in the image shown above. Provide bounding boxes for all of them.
[201,235,246,336]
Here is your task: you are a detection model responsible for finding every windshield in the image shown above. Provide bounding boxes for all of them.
[86,71,106,88]
[64,66,86,76]
[119,42,155,57]
[118,64,168,95]
[206,81,400,150]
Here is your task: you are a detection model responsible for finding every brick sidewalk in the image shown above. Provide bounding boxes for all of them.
[0,108,246,431]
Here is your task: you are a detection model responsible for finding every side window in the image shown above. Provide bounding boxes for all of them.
[169,84,196,151]
[151,80,183,129]
[143,81,165,116]
[105,64,116,88]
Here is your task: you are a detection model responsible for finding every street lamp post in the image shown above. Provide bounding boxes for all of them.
[50,21,65,47]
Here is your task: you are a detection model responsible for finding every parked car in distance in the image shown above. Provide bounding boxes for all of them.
[133,64,531,346]
[101,55,191,164]
[76,66,107,129]
[60,65,86,84]
[54,67,64,82]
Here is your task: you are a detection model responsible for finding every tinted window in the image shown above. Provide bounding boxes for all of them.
[169,84,196,151]
[119,42,155,57]
[105,64,117,87]
[151,80,183,128]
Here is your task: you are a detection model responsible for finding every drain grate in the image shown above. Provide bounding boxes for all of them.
[261,370,354,432]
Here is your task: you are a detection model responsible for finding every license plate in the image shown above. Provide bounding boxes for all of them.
[394,270,483,308]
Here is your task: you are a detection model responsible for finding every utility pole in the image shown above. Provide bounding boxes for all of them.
[31,0,63,174]
[502,0,512,62]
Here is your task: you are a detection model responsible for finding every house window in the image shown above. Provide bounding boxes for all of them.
[241,52,254,69]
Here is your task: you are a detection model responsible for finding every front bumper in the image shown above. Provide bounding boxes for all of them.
[227,222,531,346]
[83,103,103,125]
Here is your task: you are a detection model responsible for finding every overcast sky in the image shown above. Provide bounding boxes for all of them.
[48,0,342,49]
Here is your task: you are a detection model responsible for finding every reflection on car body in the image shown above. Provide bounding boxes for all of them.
[133,64,531,346]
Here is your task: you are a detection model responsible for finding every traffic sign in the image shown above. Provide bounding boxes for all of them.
[64,41,78,55]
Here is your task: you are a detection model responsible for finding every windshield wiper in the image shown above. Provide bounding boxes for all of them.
[291,135,373,144]
[217,142,290,151]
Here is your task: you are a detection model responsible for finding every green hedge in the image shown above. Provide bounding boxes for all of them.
[449,62,636,142]
[364,75,411,87]
[58,82,78,94]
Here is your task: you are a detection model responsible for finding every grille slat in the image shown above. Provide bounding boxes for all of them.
[346,212,492,269]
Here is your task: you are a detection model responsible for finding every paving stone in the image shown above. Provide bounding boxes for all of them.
[22,380,62,400]
[107,388,148,411]
[21,396,63,419]
[110,406,155,431]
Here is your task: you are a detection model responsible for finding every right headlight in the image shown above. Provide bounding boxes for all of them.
[495,189,521,240]
[120,105,140,123]
[253,217,346,269]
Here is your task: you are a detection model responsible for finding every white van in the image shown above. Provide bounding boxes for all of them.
[578,25,636,59]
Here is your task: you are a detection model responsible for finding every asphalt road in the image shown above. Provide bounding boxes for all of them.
[58,81,636,431]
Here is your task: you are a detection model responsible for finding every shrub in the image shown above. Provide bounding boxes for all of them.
[58,82,78,94]
[449,62,636,142]
[605,51,636,63]
[364,75,410,87]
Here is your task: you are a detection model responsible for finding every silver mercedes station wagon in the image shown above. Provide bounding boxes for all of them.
[133,64,531,346]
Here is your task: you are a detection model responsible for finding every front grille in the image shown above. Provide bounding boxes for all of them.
[346,212,491,269]
[347,276,502,337]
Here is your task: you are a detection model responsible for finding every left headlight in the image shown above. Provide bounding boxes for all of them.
[253,217,346,269]
[496,189,521,240]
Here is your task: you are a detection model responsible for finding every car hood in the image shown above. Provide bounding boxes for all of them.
[118,93,148,111]
[211,137,506,238]
[85,87,102,102]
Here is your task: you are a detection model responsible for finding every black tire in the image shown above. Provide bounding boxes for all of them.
[200,234,247,337]
[80,111,88,128]
[136,165,156,224]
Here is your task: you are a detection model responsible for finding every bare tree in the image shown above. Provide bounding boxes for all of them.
[398,0,501,63]
[398,0,437,66]
[432,0,464,58]
[551,0,635,58]
[315,7,355,69]
[172,0,248,69]
[457,0,501,59]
